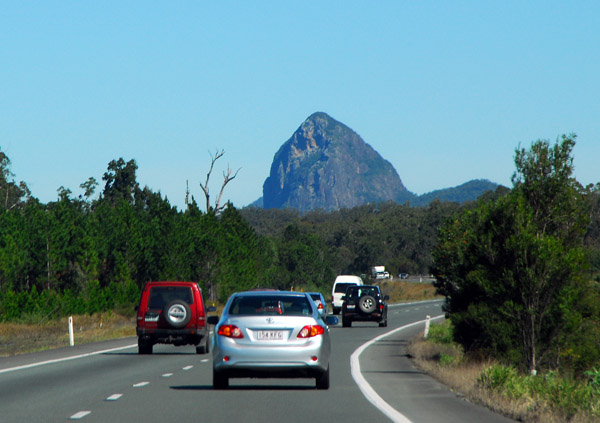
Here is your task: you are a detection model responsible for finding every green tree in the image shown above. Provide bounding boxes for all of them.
[102,158,140,204]
[433,135,594,375]
[0,149,31,210]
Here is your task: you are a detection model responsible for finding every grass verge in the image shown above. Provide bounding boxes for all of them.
[0,312,136,357]
[407,320,600,423]
[0,281,437,358]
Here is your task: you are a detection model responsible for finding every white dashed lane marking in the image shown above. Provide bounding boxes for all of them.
[182,365,193,371]
[162,373,173,378]
[70,411,91,420]
[105,394,122,401]
[133,381,150,387]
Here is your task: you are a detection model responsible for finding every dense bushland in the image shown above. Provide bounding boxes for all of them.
[432,135,600,380]
[0,153,459,323]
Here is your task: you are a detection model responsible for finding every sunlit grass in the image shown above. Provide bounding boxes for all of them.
[0,313,136,357]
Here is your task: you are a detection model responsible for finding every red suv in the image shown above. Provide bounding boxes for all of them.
[136,281,215,354]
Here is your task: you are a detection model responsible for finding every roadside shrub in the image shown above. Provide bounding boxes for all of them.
[478,364,525,399]
[427,319,454,344]
[439,353,456,367]
[479,364,600,418]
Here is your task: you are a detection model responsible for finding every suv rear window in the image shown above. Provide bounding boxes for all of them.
[148,286,193,309]
[346,286,379,299]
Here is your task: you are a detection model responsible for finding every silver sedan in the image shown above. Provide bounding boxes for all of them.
[208,291,338,389]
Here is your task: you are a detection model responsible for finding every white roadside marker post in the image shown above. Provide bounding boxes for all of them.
[424,315,431,338]
[68,316,75,346]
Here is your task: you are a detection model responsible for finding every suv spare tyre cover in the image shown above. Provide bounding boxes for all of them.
[358,295,376,314]
[163,300,192,328]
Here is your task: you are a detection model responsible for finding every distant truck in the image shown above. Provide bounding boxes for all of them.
[371,266,390,280]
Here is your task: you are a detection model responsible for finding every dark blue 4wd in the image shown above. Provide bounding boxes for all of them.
[341,285,389,328]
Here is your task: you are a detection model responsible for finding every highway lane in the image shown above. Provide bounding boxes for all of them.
[359,302,516,423]
[0,300,515,423]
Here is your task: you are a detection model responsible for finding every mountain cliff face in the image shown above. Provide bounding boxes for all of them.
[262,112,415,212]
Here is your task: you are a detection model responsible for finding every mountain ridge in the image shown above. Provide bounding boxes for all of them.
[253,112,501,211]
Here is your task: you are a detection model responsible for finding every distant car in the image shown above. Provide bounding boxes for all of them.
[136,281,215,354]
[208,291,338,389]
[331,275,364,315]
[341,285,389,328]
[308,292,327,317]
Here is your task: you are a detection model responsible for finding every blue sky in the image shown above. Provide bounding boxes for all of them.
[2,1,599,210]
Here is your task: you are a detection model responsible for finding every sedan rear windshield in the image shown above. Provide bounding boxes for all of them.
[228,296,312,316]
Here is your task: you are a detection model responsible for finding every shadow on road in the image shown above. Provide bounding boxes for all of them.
[171,384,316,391]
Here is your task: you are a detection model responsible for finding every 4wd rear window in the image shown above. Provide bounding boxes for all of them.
[148,286,193,309]
[346,286,379,299]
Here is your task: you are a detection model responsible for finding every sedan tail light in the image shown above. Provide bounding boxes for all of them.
[217,324,244,338]
[298,325,325,338]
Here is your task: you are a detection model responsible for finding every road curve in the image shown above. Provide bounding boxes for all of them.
[0,300,515,423]
[356,301,516,422]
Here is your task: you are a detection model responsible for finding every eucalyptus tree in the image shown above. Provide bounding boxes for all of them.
[433,135,597,375]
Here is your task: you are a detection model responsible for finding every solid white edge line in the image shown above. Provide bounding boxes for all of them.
[350,314,445,423]
[0,344,138,374]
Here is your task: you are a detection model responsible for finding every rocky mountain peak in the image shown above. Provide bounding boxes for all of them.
[262,112,414,212]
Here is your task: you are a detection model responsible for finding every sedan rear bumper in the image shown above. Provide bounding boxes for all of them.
[213,338,330,375]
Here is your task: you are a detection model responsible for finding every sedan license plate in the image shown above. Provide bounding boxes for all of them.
[256,330,284,341]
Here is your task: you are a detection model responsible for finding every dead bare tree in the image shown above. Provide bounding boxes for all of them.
[199,149,241,213]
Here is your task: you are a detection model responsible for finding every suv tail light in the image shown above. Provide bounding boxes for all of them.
[298,325,325,338]
[217,324,244,338]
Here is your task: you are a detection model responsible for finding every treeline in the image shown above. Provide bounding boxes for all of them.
[0,157,274,321]
[0,153,463,322]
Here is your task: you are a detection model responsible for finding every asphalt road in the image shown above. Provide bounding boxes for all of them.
[0,300,516,423]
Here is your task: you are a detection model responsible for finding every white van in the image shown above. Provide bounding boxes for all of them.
[331,275,364,315]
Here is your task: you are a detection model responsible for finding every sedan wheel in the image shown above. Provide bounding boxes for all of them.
[316,366,330,390]
[213,369,229,389]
